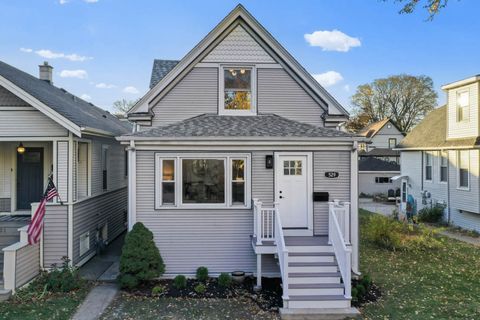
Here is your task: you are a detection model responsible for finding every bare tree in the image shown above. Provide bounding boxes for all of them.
[348,75,437,133]
[389,0,451,19]
[112,99,139,114]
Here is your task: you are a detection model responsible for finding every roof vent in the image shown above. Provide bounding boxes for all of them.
[39,61,53,84]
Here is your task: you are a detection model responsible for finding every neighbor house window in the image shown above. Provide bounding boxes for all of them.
[358,143,367,152]
[220,67,255,114]
[424,152,432,181]
[375,177,392,184]
[458,150,469,189]
[155,154,250,208]
[440,151,448,182]
[79,231,90,257]
[388,138,397,149]
[457,91,470,122]
[101,145,108,190]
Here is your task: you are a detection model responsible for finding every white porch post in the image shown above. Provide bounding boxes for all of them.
[351,141,360,275]
[67,133,74,266]
[127,140,136,231]
[255,253,262,290]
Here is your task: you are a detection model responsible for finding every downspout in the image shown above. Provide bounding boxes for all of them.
[447,151,451,224]
[350,141,360,275]
[67,132,74,266]
[127,140,136,230]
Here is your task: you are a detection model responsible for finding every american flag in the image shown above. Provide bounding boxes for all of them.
[27,176,59,245]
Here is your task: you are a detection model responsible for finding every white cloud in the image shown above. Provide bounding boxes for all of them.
[59,0,69,4]
[80,94,91,100]
[304,30,361,52]
[20,47,32,53]
[95,82,116,89]
[34,49,92,62]
[312,71,343,87]
[59,69,88,79]
[84,0,99,2]
[123,86,139,94]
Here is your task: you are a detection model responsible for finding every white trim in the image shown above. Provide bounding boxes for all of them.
[439,150,448,183]
[154,153,251,210]
[117,136,362,142]
[79,231,90,257]
[0,74,81,136]
[350,142,360,275]
[424,151,433,182]
[67,133,74,265]
[127,141,136,230]
[218,65,257,116]
[274,152,313,236]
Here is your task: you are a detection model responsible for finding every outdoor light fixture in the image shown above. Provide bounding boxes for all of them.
[265,155,273,169]
[17,142,25,154]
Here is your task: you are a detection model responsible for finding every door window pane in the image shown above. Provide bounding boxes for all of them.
[182,159,225,203]
[283,160,302,176]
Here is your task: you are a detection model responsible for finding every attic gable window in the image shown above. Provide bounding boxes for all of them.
[457,90,469,122]
[220,66,256,115]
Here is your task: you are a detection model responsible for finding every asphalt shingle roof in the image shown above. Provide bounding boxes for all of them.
[358,118,391,138]
[124,113,357,139]
[359,157,400,172]
[397,106,480,149]
[0,61,131,136]
[150,59,179,88]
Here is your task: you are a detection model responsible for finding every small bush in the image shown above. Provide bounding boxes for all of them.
[173,275,187,289]
[152,285,166,296]
[44,257,82,293]
[218,273,232,287]
[417,205,444,223]
[194,283,206,294]
[118,222,165,289]
[196,266,209,282]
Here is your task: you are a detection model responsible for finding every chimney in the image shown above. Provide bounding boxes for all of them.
[39,61,53,84]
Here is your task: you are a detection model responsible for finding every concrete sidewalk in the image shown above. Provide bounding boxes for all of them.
[72,283,119,320]
[359,198,397,216]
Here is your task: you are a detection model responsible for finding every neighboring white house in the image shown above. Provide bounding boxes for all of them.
[118,5,361,318]
[397,75,480,233]
[357,119,404,197]
[0,60,131,296]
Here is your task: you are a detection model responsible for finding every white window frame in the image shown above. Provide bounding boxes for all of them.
[457,150,470,190]
[79,231,90,257]
[439,150,448,183]
[424,152,433,182]
[101,145,109,191]
[218,65,256,116]
[155,153,251,209]
[456,90,470,122]
[388,138,397,149]
[75,140,91,201]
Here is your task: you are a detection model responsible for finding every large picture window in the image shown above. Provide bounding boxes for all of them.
[155,154,250,209]
[220,67,255,115]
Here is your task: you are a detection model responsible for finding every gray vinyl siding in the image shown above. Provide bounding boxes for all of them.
[0,219,26,272]
[0,110,68,137]
[135,150,278,276]
[448,149,480,214]
[252,151,274,206]
[15,243,40,288]
[149,67,218,127]
[43,204,68,267]
[56,141,69,202]
[257,68,324,127]
[72,187,127,264]
[446,83,479,139]
[358,172,400,196]
[202,25,276,64]
[369,125,404,149]
[422,151,449,211]
[450,209,480,233]
[313,151,351,235]
[90,136,127,196]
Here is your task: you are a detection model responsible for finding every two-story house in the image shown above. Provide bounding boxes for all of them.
[118,5,361,318]
[357,119,404,197]
[397,75,480,233]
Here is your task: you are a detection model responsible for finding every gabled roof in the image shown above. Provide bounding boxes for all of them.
[118,113,357,141]
[150,60,179,88]
[397,106,480,150]
[359,157,400,172]
[0,60,131,137]
[358,118,402,138]
[128,4,349,117]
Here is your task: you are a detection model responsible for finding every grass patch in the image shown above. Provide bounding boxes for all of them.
[0,282,91,320]
[360,209,480,319]
[100,293,279,320]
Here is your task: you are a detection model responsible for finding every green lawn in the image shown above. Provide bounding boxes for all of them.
[0,283,91,320]
[359,209,480,319]
[100,293,279,320]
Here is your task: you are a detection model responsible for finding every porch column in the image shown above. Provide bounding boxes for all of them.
[351,142,360,275]
[127,140,136,230]
[255,254,262,291]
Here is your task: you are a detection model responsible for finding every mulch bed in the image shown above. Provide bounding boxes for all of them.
[125,276,283,311]
[351,278,381,307]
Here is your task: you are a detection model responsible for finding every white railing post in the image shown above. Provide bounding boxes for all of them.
[254,199,263,245]
[344,202,351,245]
[345,249,352,299]
[328,202,333,245]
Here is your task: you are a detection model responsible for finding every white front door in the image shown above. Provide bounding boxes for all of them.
[275,153,313,236]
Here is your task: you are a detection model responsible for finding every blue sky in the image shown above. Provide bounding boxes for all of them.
[0,0,479,113]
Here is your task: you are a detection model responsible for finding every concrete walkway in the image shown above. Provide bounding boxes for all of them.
[436,229,480,247]
[359,198,397,216]
[72,283,119,320]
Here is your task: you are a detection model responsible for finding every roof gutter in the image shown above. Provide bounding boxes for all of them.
[116,135,366,143]
[395,146,480,151]
[80,126,115,138]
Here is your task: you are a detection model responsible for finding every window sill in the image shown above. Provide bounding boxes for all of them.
[218,110,257,116]
[457,187,470,191]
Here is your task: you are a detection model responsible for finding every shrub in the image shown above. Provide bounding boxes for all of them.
[218,273,232,287]
[194,283,206,294]
[173,275,187,289]
[152,285,166,296]
[42,257,82,293]
[364,214,403,250]
[196,266,209,282]
[417,205,444,223]
[118,222,165,289]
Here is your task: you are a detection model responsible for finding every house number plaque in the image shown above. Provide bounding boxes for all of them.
[325,172,339,178]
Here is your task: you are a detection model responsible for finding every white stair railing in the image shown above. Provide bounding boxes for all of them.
[253,199,276,245]
[328,201,352,299]
[273,202,289,300]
